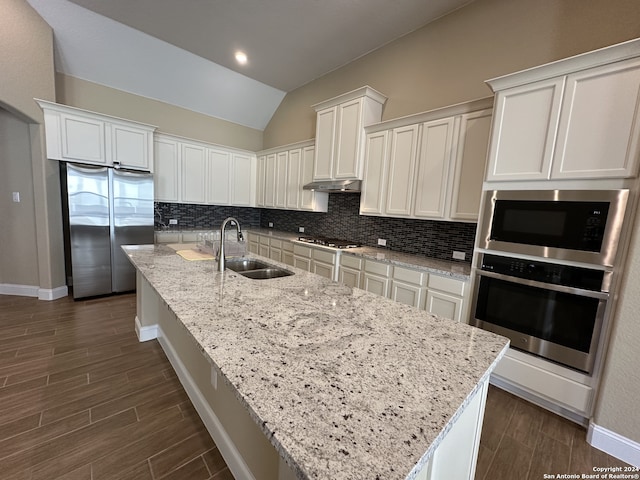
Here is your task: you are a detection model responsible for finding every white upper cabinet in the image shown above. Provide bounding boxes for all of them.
[360,130,390,215]
[312,86,387,181]
[360,98,493,222]
[256,142,328,212]
[485,78,564,181]
[207,149,231,205]
[181,143,207,204]
[486,43,640,182]
[154,133,255,206]
[286,148,302,209]
[154,136,180,202]
[413,118,455,219]
[385,124,420,216]
[449,109,493,221]
[37,100,156,172]
[552,58,640,179]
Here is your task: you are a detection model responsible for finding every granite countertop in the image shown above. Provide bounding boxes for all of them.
[124,244,508,480]
[245,228,472,279]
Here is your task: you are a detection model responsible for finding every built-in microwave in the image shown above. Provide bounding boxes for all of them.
[478,190,629,267]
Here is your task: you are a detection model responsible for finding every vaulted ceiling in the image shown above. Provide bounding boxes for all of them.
[26,0,473,130]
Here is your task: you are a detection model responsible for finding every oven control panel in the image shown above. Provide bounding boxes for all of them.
[480,254,605,291]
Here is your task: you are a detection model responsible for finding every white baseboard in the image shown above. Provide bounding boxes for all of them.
[588,422,640,468]
[38,285,68,301]
[0,283,68,301]
[134,316,159,342]
[0,283,39,297]
[155,326,256,480]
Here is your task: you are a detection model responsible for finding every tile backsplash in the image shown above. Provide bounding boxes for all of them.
[155,194,476,264]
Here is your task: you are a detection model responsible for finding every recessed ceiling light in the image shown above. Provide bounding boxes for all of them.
[235,51,248,65]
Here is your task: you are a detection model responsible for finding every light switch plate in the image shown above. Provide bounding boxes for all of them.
[298,226,305,233]
[268,222,274,228]
[169,219,178,225]
[377,238,387,247]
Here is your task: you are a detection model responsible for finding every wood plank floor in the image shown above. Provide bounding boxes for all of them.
[0,293,232,480]
[0,293,631,479]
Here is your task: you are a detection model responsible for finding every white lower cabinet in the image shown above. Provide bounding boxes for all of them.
[293,244,338,280]
[281,241,295,267]
[293,244,312,272]
[391,266,428,309]
[337,255,467,322]
[339,254,363,288]
[362,260,392,298]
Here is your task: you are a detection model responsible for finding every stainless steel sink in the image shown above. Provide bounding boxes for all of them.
[240,268,294,280]
[225,258,272,272]
[225,258,294,280]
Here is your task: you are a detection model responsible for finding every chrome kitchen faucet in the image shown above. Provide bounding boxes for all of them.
[218,217,243,272]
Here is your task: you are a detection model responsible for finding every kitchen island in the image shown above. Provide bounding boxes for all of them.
[124,244,509,480]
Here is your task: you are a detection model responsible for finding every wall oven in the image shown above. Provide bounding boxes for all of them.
[472,189,629,374]
[478,189,629,267]
[471,253,610,373]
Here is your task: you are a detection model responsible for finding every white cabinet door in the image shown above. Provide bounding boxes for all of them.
[391,281,425,309]
[360,130,389,215]
[275,151,288,208]
[264,153,277,207]
[286,148,301,209]
[60,112,106,165]
[425,290,464,322]
[294,256,311,271]
[339,267,361,289]
[231,153,253,206]
[413,118,454,219]
[111,123,152,171]
[154,136,180,202]
[313,107,337,180]
[300,146,316,210]
[552,57,640,179]
[181,143,207,204]
[256,155,266,207]
[207,149,231,205]
[385,124,420,216]
[313,262,334,280]
[334,98,364,179]
[486,77,564,181]
[363,274,390,298]
[449,110,492,221]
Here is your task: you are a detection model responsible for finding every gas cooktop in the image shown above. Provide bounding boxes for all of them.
[297,236,360,249]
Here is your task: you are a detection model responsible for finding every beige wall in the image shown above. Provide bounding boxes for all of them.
[263,0,640,148]
[0,0,65,293]
[593,206,640,443]
[0,109,39,286]
[56,74,264,152]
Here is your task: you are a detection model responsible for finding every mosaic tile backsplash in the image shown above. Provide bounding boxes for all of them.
[155,194,476,264]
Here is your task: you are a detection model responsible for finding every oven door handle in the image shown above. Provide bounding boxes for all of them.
[475,270,609,300]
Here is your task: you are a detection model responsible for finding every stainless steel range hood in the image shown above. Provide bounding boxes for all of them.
[302,179,361,192]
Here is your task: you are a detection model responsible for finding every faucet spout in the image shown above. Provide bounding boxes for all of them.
[218,217,243,272]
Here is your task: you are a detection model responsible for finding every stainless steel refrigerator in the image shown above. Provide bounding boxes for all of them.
[62,163,154,299]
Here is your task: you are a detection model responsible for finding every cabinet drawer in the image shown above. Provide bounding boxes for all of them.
[282,240,294,252]
[313,249,336,264]
[293,244,313,258]
[393,266,426,286]
[427,274,465,296]
[270,238,282,249]
[364,259,391,277]
[259,235,270,245]
[340,254,362,270]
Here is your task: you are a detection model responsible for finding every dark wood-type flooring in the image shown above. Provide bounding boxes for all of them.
[0,293,631,479]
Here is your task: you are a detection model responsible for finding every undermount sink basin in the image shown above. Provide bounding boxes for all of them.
[225,258,272,272]
[239,268,294,280]
[225,257,294,280]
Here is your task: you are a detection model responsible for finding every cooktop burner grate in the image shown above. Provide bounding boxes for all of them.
[297,236,360,249]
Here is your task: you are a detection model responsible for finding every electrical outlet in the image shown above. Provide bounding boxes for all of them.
[12,192,20,203]
[268,222,274,228]
[452,251,466,260]
[377,238,387,247]
[169,219,178,225]
[298,226,305,233]
[211,365,217,390]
